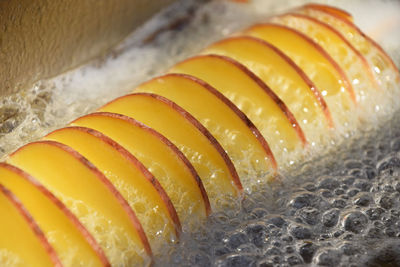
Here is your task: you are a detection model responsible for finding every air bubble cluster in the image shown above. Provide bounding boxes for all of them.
[158,112,400,266]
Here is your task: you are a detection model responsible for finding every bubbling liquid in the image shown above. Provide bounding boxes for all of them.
[0,0,399,266]
[159,108,400,266]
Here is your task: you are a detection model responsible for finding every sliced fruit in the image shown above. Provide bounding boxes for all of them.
[7,141,151,266]
[296,5,400,88]
[71,112,210,228]
[171,54,307,163]
[270,13,379,104]
[135,73,276,185]
[45,127,180,251]
[0,163,109,267]
[301,3,353,22]
[98,93,241,208]
[0,184,60,267]
[242,23,356,129]
[203,37,332,150]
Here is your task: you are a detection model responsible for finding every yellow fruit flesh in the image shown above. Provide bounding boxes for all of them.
[71,114,209,227]
[136,74,275,185]
[8,142,149,266]
[0,188,55,267]
[0,165,104,267]
[99,94,240,208]
[204,38,328,152]
[171,56,300,159]
[45,127,177,251]
[296,7,400,90]
[243,25,355,129]
[271,14,378,104]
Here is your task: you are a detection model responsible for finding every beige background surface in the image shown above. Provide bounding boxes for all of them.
[0,0,174,96]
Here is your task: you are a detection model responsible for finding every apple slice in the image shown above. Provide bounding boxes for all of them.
[0,163,109,266]
[71,112,211,227]
[203,37,333,150]
[300,3,353,22]
[242,24,357,129]
[135,73,276,186]
[45,126,180,252]
[98,93,241,209]
[296,5,400,88]
[7,141,152,266]
[171,55,307,165]
[270,13,379,104]
[0,184,61,267]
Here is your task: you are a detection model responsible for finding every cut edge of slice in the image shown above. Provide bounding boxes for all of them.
[146,72,278,171]
[71,111,212,216]
[209,36,334,131]
[9,140,153,258]
[276,12,380,90]
[0,162,111,267]
[0,184,62,267]
[297,5,400,83]
[245,23,357,104]
[102,92,244,194]
[45,126,182,238]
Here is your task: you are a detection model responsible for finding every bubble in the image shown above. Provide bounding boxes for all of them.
[224,231,250,249]
[334,188,345,196]
[287,255,303,265]
[390,137,400,151]
[264,247,281,256]
[353,192,373,207]
[214,246,231,257]
[344,160,363,169]
[291,192,318,209]
[236,243,258,253]
[298,242,317,263]
[377,153,400,174]
[322,209,340,228]
[353,180,372,192]
[342,211,369,234]
[347,189,360,197]
[265,216,287,228]
[297,207,320,226]
[249,208,269,219]
[289,224,312,240]
[318,176,340,190]
[285,246,295,253]
[366,227,382,238]
[320,189,334,199]
[379,194,395,210]
[303,183,317,192]
[216,253,256,267]
[332,199,347,209]
[314,249,342,266]
[256,258,274,267]
[244,222,268,248]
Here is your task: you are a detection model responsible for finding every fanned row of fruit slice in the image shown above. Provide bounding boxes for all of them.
[1,3,399,266]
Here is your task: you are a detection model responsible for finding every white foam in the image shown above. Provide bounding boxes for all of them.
[1,0,399,160]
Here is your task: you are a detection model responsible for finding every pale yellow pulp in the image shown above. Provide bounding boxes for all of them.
[271,14,378,105]
[0,189,55,267]
[136,75,274,185]
[72,114,208,227]
[8,142,149,266]
[0,165,104,267]
[99,94,240,209]
[45,127,177,252]
[243,25,355,129]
